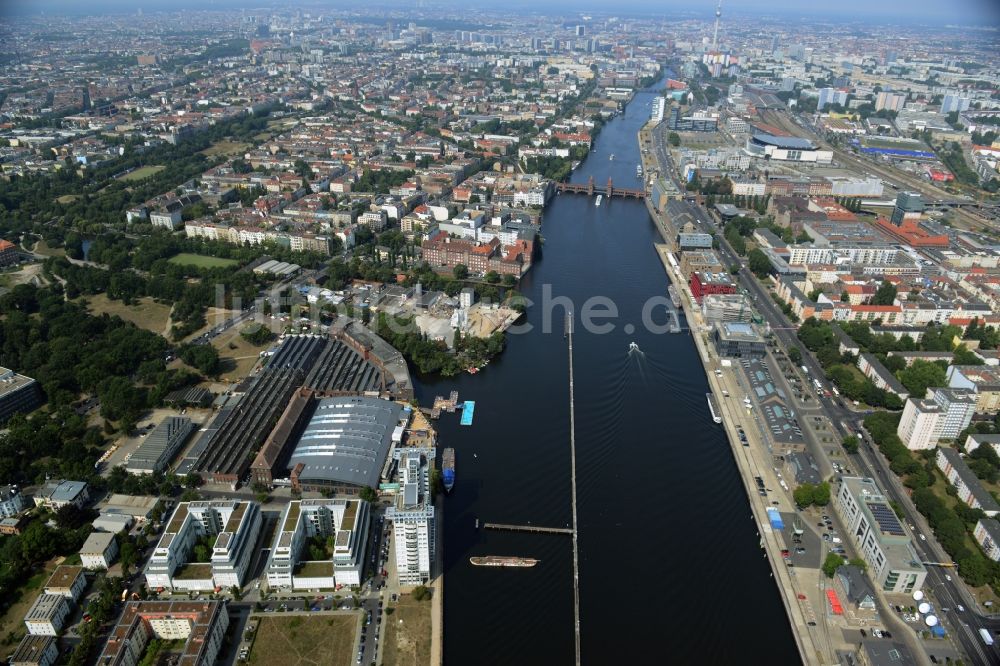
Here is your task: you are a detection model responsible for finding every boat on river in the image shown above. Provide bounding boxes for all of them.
[706,393,722,424]
[442,448,455,493]
[668,285,681,308]
[470,556,539,568]
[595,195,603,206]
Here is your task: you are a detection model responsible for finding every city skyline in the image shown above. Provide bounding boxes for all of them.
[0,3,998,666]
[2,0,999,22]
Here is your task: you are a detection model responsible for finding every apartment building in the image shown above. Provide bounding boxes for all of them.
[386,450,435,587]
[24,595,69,637]
[896,399,942,451]
[44,565,87,602]
[786,246,898,266]
[936,448,1000,517]
[875,92,906,112]
[9,635,58,666]
[965,433,1000,457]
[0,485,26,518]
[927,388,976,440]
[948,365,1000,414]
[183,221,333,256]
[96,601,228,666]
[32,480,90,510]
[359,209,389,231]
[266,499,371,591]
[835,477,926,594]
[145,501,262,592]
[80,531,119,570]
[857,353,910,400]
[974,519,1000,562]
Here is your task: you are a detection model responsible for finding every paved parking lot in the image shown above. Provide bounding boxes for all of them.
[778,511,824,570]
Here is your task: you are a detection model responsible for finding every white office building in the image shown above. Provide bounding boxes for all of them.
[386,450,435,587]
[145,500,262,592]
[266,499,371,591]
[835,477,926,594]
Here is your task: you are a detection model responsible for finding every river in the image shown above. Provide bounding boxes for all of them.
[415,78,800,665]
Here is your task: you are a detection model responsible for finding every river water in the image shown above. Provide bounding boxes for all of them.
[415,79,800,665]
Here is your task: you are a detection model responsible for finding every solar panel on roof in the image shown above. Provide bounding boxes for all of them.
[867,502,905,536]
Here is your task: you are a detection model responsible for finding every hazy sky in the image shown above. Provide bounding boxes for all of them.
[1,0,998,23]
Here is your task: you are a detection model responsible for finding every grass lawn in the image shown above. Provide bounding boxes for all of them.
[200,141,250,157]
[0,557,62,648]
[167,253,239,269]
[248,615,357,666]
[211,327,267,381]
[382,594,432,666]
[120,165,165,182]
[56,194,80,204]
[86,294,172,335]
[31,240,65,257]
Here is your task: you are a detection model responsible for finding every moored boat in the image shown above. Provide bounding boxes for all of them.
[706,392,722,424]
[442,448,455,493]
[470,556,539,568]
[668,285,681,308]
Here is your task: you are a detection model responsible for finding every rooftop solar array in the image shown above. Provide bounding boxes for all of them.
[867,502,905,536]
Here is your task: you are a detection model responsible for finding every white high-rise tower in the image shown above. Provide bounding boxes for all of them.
[712,0,722,49]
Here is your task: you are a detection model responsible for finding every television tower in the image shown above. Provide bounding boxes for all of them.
[712,0,722,50]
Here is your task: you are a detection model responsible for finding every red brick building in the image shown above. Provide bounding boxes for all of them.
[421,232,524,276]
[690,271,737,303]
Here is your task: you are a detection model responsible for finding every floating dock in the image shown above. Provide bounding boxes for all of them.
[460,401,476,426]
[432,391,461,415]
[484,523,573,535]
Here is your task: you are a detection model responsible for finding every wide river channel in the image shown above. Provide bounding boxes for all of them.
[414,77,800,665]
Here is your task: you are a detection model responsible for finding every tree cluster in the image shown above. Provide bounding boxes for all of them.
[355,168,416,194]
[793,482,831,508]
[0,284,202,431]
[0,518,93,621]
[797,318,902,409]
